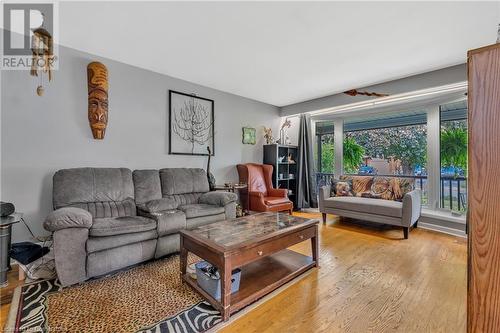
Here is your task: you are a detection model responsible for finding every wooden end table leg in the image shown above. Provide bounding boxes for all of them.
[180,236,187,281]
[18,265,25,281]
[311,225,319,267]
[220,259,232,321]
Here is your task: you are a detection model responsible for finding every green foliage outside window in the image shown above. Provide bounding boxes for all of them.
[343,137,365,173]
[319,137,365,174]
[321,142,335,173]
[319,121,467,177]
[348,125,427,175]
[441,127,467,173]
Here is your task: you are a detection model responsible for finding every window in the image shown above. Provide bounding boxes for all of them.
[440,100,467,212]
[319,133,334,174]
[315,122,334,186]
[343,112,428,204]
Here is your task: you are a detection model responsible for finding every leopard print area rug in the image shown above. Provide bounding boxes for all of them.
[7,254,222,333]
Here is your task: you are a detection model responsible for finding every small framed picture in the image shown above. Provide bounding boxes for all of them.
[242,127,256,145]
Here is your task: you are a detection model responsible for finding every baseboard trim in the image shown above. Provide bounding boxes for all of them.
[418,221,467,238]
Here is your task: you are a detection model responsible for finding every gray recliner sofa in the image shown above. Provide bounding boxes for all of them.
[44,167,236,287]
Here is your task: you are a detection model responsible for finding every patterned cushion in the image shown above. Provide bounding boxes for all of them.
[330,179,353,197]
[340,175,374,197]
[338,176,414,201]
[371,177,393,200]
[390,177,415,201]
[370,177,415,201]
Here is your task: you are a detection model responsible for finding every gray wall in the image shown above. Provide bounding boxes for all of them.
[1,46,280,241]
[280,64,466,116]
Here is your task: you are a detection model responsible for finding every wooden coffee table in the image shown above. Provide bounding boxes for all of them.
[179,212,319,321]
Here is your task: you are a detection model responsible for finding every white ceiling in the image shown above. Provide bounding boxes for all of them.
[59,1,500,107]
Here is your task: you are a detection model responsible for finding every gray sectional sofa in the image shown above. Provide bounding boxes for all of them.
[43,167,237,286]
[319,185,421,239]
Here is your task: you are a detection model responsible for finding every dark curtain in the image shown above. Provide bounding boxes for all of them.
[297,113,318,209]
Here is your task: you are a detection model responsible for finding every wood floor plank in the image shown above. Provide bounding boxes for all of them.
[0,265,23,329]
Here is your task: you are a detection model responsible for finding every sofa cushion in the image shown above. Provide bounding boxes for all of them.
[163,193,203,207]
[160,168,209,195]
[330,179,354,197]
[264,197,291,206]
[324,196,403,218]
[87,229,158,253]
[178,203,225,219]
[371,177,393,200]
[340,175,374,197]
[246,164,268,195]
[133,169,162,204]
[53,168,134,209]
[90,216,157,237]
[186,213,226,230]
[199,192,238,206]
[137,197,178,213]
[391,177,415,201]
[70,198,136,218]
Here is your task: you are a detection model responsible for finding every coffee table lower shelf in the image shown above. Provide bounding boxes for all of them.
[182,249,315,316]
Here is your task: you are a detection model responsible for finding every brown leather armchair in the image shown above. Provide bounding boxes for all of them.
[237,163,293,213]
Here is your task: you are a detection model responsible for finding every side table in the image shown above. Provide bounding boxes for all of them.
[1,213,22,287]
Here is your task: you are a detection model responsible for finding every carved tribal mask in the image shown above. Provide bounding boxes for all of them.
[87,62,108,139]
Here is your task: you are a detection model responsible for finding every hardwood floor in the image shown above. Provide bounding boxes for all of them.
[0,265,23,328]
[219,212,467,333]
[0,212,467,332]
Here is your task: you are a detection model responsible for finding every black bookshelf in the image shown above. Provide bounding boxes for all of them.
[263,144,299,209]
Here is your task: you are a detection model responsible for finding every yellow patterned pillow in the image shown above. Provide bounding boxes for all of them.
[340,175,374,197]
[330,179,354,197]
[390,177,415,201]
[371,177,393,200]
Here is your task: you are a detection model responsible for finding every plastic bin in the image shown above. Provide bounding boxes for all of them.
[195,261,241,300]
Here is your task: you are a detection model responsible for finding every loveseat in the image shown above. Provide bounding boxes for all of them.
[319,175,421,239]
[43,167,237,286]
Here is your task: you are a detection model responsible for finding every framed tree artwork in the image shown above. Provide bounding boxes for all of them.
[169,90,214,156]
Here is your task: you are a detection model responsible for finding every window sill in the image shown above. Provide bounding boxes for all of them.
[421,208,466,224]
[419,208,467,238]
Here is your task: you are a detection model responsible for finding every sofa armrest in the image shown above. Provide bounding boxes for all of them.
[138,209,187,240]
[199,191,237,207]
[224,202,237,219]
[43,207,93,232]
[402,189,422,227]
[267,188,287,198]
[318,185,331,212]
[249,191,264,198]
[137,197,178,214]
[43,207,92,286]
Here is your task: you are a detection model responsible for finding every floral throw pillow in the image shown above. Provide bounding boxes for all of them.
[330,179,354,197]
[371,177,393,200]
[390,178,415,201]
[340,175,374,197]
